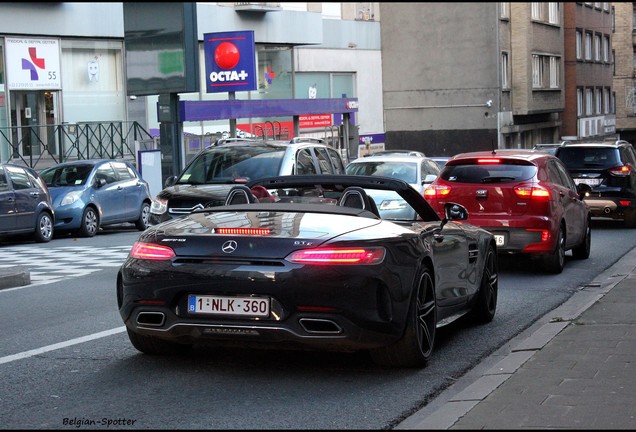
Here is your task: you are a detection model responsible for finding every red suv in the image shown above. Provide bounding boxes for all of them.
[424,150,591,273]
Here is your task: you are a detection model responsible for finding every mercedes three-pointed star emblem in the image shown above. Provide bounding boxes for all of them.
[221,240,238,253]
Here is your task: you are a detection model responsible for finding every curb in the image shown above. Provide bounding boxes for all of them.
[0,266,31,290]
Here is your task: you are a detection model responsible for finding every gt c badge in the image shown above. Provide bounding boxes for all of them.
[222,240,238,253]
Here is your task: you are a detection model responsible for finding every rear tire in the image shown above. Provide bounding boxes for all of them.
[135,202,150,231]
[33,212,54,243]
[126,328,192,355]
[470,244,498,323]
[369,267,436,368]
[571,221,591,259]
[544,226,565,274]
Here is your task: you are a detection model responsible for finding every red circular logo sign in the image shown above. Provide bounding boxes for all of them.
[214,42,240,70]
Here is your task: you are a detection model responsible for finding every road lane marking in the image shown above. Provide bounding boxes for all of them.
[0,327,126,365]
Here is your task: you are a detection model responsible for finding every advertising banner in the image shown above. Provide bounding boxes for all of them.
[203,31,257,93]
[5,37,61,90]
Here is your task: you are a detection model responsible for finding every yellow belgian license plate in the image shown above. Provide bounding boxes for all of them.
[188,295,270,317]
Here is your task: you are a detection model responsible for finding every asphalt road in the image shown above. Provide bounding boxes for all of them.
[0,219,634,429]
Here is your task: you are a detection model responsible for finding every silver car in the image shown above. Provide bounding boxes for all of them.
[148,137,347,225]
[345,152,440,194]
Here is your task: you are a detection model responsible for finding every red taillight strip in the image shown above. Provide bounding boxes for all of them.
[477,158,500,164]
[513,184,550,199]
[609,165,631,176]
[286,247,386,265]
[216,227,272,235]
[424,184,451,198]
[130,242,176,260]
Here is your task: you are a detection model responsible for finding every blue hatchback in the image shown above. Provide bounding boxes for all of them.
[39,159,152,237]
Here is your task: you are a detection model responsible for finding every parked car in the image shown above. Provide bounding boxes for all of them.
[39,159,152,237]
[424,149,591,273]
[148,137,346,225]
[553,140,636,227]
[430,156,451,169]
[533,141,571,155]
[363,150,426,158]
[345,152,440,194]
[118,175,498,368]
[0,163,54,243]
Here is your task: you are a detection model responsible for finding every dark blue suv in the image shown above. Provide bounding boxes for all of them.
[554,140,636,227]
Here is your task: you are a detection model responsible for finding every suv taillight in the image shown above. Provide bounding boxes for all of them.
[513,183,550,199]
[609,165,631,177]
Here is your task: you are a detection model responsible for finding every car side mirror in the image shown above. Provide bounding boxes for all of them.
[423,174,438,185]
[94,178,107,188]
[576,182,591,199]
[164,176,177,187]
[439,202,468,230]
[444,202,468,221]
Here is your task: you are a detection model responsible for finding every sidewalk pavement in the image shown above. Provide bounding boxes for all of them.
[397,246,636,430]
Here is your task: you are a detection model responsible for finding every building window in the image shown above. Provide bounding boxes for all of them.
[532,54,560,89]
[295,72,355,99]
[595,88,602,114]
[531,2,560,24]
[60,39,126,122]
[549,57,559,88]
[586,88,593,115]
[604,87,610,114]
[532,55,542,87]
[594,34,602,61]
[500,2,509,19]
[531,2,541,20]
[548,2,559,24]
[577,88,583,116]
[603,35,610,62]
[576,30,582,60]
[501,52,509,88]
[585,32,593,60]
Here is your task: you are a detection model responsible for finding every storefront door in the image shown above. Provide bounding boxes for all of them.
[10,91,58,158]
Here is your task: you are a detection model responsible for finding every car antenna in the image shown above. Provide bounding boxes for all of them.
[491,139,496,155]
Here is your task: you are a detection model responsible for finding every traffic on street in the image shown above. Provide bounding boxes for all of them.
[1,219,635,429]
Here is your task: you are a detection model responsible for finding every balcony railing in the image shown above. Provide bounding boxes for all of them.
[0,121,156,170]
[234,2,281,12]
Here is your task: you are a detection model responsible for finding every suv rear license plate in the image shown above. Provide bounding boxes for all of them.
[494,235,505,246]
[574,178,601,186]
[188,295,270,317]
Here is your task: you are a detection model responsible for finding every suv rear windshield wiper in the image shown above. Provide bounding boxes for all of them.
[480,176,516,183]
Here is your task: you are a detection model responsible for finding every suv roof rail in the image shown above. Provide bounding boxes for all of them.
[534,143,558,148]
[289,137,325,144]
[211,138,259,147]
[364,150,426,157]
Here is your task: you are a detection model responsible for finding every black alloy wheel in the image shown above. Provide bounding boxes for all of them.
[470,245,498,323]
[370,267,436,368]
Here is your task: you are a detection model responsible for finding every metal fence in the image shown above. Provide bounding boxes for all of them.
[0,121,156,170]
